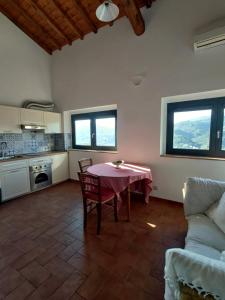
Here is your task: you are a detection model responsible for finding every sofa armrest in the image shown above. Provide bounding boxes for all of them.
[165,248,225,300]
[183,177,225,217]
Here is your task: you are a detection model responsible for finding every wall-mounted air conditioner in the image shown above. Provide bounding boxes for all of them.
[194,25,225,51]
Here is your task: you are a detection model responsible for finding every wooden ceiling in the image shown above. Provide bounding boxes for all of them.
[0,0,156,54]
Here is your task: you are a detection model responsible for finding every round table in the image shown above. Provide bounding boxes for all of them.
[87,162,152,220]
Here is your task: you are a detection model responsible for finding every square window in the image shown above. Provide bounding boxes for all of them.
[71,110,117,151]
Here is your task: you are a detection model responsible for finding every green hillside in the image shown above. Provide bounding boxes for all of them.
[173,117,225,150]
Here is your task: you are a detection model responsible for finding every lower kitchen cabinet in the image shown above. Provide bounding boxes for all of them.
[0,152,69,202]
[0,163,30,201]
[52,153,69,184]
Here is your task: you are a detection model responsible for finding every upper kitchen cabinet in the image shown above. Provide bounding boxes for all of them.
[44,112,62,134]
[0,105,21,133]
[20,108,44,125]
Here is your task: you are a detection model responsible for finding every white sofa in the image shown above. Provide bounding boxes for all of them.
[164,177,225,300]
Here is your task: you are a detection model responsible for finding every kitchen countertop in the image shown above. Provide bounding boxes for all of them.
[0,151,67,163]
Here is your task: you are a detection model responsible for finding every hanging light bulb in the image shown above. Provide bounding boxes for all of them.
[96,1,119,22]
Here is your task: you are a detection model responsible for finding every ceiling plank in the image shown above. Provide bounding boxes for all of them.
[30,0,72,45]
[72,0,97,34]
[11,0,61,50]
[52,0,84,40]
[121,0,145,36]
[0,2,52,54]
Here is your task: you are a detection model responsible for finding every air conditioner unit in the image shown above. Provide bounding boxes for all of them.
[194,25,225,51]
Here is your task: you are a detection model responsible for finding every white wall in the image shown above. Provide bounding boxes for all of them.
[0,14,52,107]
[52,0,225,202]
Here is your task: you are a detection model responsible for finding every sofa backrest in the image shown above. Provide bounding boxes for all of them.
[184,177,225,217]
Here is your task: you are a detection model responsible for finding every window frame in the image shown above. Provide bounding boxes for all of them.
[71,110,117,151]
[166,97,225,158]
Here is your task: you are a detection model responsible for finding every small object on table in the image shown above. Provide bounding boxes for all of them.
[112,160,124,169]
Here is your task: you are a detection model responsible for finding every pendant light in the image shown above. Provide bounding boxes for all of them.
[96,1,119,22]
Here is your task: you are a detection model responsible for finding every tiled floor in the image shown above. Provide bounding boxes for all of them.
[0,181,187,299]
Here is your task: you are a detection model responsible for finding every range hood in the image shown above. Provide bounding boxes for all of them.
[21,124,46,131]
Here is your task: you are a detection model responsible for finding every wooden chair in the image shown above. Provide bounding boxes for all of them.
[78,172,118,234]
[78,158,93,173]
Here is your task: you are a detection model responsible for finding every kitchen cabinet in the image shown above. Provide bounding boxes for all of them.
[0,161,30,201]
[44,112,62,134]
[20,108,44,125]
[52,153,69,184]
[0,106,21,133]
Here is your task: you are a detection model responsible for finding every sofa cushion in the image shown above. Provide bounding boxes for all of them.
[186,214,225,252]
[184,177,225,217]
[206,192,225,235]
[185,239,221,260]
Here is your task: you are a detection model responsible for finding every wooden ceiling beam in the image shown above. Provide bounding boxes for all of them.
[121,0,145,36]
[0,2,52,54]
[11,0,61,50]
[30,0,72,45]
[52,0,83,40]
[72,0,97,34]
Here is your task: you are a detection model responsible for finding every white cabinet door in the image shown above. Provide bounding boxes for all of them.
[1,167,30,201]
[0,106,21,133]
[44,112,62,133]
[52,153,69,184]
[20,108,44,125]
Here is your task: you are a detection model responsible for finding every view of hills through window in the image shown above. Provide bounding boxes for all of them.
[173,110,212,150]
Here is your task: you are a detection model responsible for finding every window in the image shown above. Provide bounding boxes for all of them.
[71,110,117,151]
[166,98,225,157]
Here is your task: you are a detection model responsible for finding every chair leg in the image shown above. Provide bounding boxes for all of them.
[113,196,118,222]
[83,198,87,229]
[96,202,102,235]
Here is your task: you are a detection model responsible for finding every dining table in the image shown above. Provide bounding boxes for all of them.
[87,162,152,221]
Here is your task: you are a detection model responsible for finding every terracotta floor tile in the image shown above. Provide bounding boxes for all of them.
[77,266,110,299]
[36,242,66,266]
[13,237,38,253]
[0,248,24,271]
[57,239,83,261]
[45,256,74,280]
[5,281,34,300]
[20,261,50,287]
[0,267,25,297]
[69,293,85,300]
[35,275,64,298]
[68,252,99,276]
[49,271,86,300]
[12,246,46,270]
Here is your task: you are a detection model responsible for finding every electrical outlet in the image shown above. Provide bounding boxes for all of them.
[152,185,158,191]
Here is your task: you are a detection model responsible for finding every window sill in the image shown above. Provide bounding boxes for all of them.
[161,154,225,161]
[69,149,118,154]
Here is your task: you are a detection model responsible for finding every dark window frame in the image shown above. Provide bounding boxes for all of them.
[71,110,117,151]
[166,97,225,157]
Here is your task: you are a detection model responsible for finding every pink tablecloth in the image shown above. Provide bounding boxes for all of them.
[87,163,152,203]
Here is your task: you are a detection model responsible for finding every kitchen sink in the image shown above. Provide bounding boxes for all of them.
[0,155,23,161]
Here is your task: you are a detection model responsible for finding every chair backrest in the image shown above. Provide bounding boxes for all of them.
[78,172,101,201]
[78,158,93,173]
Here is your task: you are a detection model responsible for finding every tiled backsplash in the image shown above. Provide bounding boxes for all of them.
[0,133,72,156]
